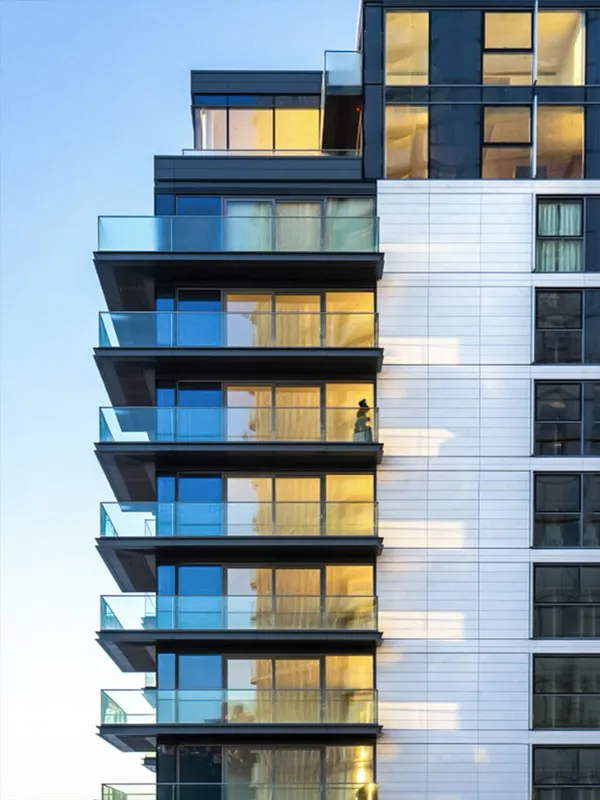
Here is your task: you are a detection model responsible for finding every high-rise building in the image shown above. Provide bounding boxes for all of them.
[94,4,600,800]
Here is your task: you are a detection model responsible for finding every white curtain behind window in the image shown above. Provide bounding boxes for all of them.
[325,199,374,251]
[226,201,272,251]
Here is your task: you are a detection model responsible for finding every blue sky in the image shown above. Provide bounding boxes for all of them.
[0,1,357,797]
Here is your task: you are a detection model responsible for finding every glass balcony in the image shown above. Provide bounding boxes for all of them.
[181,148,361,157]
[102,783,378,800]
[99,407,379,444]
[100,594,378,631]
[324,52,362,89]
[97,215,377,253]
[101,688,378,725]
[99,312,378,349]
[100,501,378,539]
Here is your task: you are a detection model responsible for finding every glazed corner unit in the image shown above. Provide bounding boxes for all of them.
[94,51,383,800]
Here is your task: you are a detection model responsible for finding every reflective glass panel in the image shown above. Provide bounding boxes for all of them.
[484,12,532,48]
[193,108,227,150]
[482,147,532,178]
[484,107,531,143]
[385,106,428,178]
[274,109,320,150]
[537,106,584,179]
[228,109,274,150]
[385,12,429,85]
[538,12,585,86]
[483,52,532,85]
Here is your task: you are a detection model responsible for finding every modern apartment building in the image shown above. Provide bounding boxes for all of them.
[94,2,600,799]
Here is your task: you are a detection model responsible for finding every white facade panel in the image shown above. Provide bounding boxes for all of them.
[375,180,600,799]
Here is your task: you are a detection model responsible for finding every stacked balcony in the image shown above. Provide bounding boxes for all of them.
[95,67,382,799]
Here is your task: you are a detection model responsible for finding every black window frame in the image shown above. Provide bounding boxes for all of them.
[533,564,600,638]
[533,746,600,799]
[482,11,534,87]
[535,197,585,272]
[534,289,584,364]
[533,654,600,729]
[533,472,600,548]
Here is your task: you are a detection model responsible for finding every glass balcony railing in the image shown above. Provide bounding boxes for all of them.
[102,783,378,800]
[99,312,378,349]
[99,407,379,444]
[101,688,378,725]
[181,148,361,157]
[99,501,378,538]
[97,215,378,253]
[324,51,362,89]
[100,594,378,631]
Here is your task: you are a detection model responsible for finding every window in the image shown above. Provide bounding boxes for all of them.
[533,656,600,729]
[534,747,600,800]
[534,382,600,456]
[482,106,532,178]
[483,12,533,85]
[534,565,600,638]
[385,106,428,178]
[537,106,584,179]
[536,200,583,272]
[192,99,320,153]
[482,11,584,86]
[536,291,600,363]
[537,12,585,86]
[534,473,600,547]
[385,12,429,85]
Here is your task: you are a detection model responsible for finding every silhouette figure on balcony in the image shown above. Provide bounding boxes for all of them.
[353,398,373,442]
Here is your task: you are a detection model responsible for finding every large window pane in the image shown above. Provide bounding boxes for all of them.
[225,201,272,251]
[483,52,532,85]
[385,106,428,178]
[537,107,584,179]
[385,12,429,85]
[274,109,320,151]
[193,108,227,150]
[275,202,321,252]
[482,147,532,178]
[228,109,274,150]
[536,383,581,421]
[535,291,583,363]
[484,107,531,143]
[538,12,585,86]
[485,12,532,48]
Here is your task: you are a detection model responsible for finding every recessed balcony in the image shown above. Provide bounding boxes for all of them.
[96,311,382,404]
[96,406,382,500]
[94,214,382,311]
[99,594,381,670]
[99,688,380,751]
[102,783,379,800]
[97,500,381,591]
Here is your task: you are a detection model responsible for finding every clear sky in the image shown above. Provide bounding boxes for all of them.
[0,1,357,797]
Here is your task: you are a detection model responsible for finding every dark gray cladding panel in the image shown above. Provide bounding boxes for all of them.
[191,71,322,95]
[154,155,364,181]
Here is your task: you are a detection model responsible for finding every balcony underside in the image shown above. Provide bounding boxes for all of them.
[97,537,383,593]
[96,444,383,502]
[95,252,384,312]
[95,348,384,406]
[99,630,382,672]
[99,723,382,753]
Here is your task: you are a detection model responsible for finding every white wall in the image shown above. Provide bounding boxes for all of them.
[376,180,600,800]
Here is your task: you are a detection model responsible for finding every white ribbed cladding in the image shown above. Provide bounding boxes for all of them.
[375,179,600,800]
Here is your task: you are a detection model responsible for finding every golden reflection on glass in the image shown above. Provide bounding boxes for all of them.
[482,147,532,178]
[326,565,375,629]
[274,569,320,629]
[274,749,320,788]
[385,12,429,85]
[326,383,374,442]
[274,476,320,535]
[275,386,320,440]
[385,106,428,178]
[228,109,274,150]
[325,655,374,723]
[483,52,533,85]
[484,12,531,48]
[484,107,531,143]
[536,106,584,178]
[274,109,320,151]
[326,474,375,536]
[275,202,321,252]
[275,659,320,723]
[325,292,375,347]
[274,294,320,345]
[537,12,584,85]
[326,745,374,786]
[226,385,274,441]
